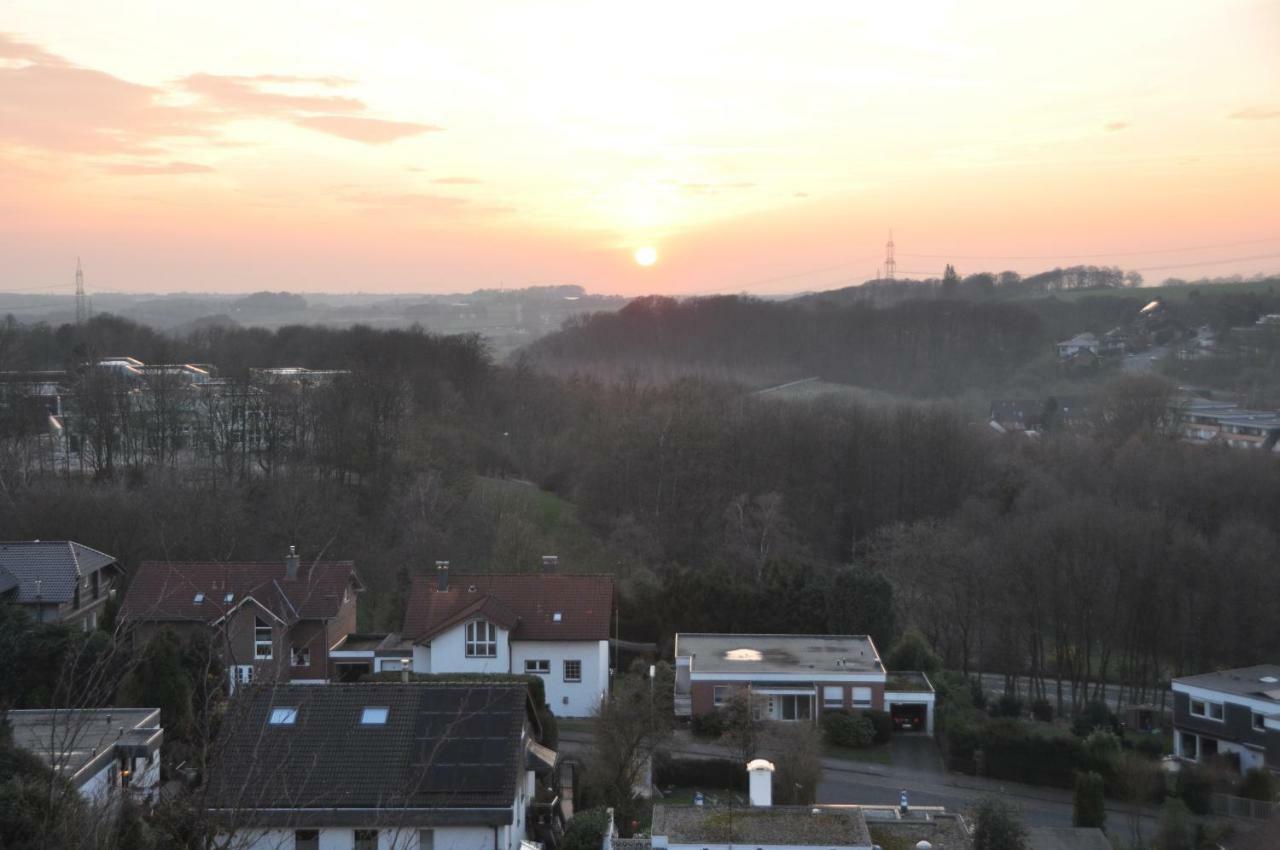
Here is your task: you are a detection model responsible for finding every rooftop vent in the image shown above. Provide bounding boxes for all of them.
[1262,676,1279,684]
[285,545,299,580]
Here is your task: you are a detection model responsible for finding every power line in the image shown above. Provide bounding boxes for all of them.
[1131,252,1280,273]
[899,235,1280,261]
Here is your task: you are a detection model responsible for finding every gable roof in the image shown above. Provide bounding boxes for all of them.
[121,559,362,625]
[403,573,614,643]
[0,541,118,604]
[205,682,533,821]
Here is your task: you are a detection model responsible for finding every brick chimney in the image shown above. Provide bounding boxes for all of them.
[541,554,558,574]
[436,560,450,592]
[285,545,299,580]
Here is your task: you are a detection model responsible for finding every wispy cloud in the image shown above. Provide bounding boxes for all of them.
[180,73,366,115]
[1229,106,1280,121]
[294,115,442,144]
[431,176,482,185]
[1104,121,1129,131]
[101,161,215,175]
[663,179,756,195]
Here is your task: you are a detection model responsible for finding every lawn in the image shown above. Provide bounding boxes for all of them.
[822,742,893,765]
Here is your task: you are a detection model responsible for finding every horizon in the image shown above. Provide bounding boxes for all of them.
[3,2,1279,296]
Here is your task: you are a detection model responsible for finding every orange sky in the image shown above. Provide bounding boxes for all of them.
[2,2,1279,296]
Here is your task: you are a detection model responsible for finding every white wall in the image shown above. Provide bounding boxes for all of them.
[510,640,609,718]
[421,621,511,675]
[227,825,500,850]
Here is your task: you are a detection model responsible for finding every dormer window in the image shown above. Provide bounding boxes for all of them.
[193,592,205,604]
[269,707,297,725]
[360,707,389,725]
[223,592,234,604]
[465,620,497,657]
[254,617,273,659]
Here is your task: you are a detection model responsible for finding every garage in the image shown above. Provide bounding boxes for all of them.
[890,702,927,732]
[884,671,937,734]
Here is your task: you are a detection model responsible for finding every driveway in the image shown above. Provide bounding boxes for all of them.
[889,733,945,773]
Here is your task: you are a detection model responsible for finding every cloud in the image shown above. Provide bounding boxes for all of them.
[294,115,442,143]
[101,161,215,175]
[431,176,482,185]
[663,179,756,195]
[1229,106,1280,120]
[180,73,365,115]
[1104,121,1129,131]
[0,31,66,65]
[338,189,514,218]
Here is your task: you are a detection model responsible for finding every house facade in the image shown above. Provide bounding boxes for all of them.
[120,548,363,689]
[400,561,613,718]
[1172,665,1280,774]
[9,708,163,803]
[0,540,121,631]
[205,682,558,850]
[673,633,935,733]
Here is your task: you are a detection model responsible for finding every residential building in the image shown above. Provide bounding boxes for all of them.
[672,633,936,733]
[8,708,162,802]
[400,559,613,717]
[0,540,121,630]
[1175,397,1280,451]
[1171,665,1280,773]
[120,548,363,689]
[204,682,559,850]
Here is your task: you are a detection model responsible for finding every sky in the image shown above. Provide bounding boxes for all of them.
[2,1,1279,296]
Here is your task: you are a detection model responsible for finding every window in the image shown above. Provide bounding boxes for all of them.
[223,592,234,604]
[254,617,273,659]
[295,830,319,850]
[269,707,297,725]
[1210,702,1224,720]
[780,694,813,721]
[564,659,582,682]
[525,659,550,675]
[419,829,434,850]
[465,619,497,657]
[291,646,311,667]
[823,686,844,709]
[1254,713,1268,732]
[193,592,205,604]
[379,659,404,672]
[354,830,378,850]
[361,707,389,725]
[852,687,873,709]
[1190,699,1223,721]
[713,686,730,707]
[91,571,100,600]
[552,612,563,622]
[236,665,253,684]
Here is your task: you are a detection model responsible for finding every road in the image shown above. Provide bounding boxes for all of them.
[1123,345,1170,373]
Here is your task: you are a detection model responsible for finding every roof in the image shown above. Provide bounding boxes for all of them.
[204,683,535,820]
[403,573,614,643]
[0,541,117,604]
[1173,665,1280,703]
[8,708,163,789]
[886,671,936,693]
[1027,827,1112,850]
[651,805,872,847]
[675,634,884,676]
[121,559,361,625]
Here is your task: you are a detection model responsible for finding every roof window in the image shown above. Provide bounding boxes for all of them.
[360,707,389,725]
[224,592,234,604]
[552,612,563,622]
[193,592,205,604]
[269,707,297,725]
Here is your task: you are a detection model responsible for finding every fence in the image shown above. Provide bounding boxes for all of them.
[1211,792,1278,821]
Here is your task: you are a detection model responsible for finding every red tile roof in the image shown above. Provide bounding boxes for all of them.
[121,560,361,625]
[403,573,614,642]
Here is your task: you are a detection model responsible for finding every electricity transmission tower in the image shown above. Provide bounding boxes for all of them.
[75,258,88,325]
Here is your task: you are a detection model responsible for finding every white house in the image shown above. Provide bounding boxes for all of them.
[401,561,614,717]
[205,682,560,850]
[8,708,163,803]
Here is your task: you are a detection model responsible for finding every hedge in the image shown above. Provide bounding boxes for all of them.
[653,754,748,791]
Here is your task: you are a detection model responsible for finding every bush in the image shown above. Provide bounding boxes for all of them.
[1155,798,1193,850]
[1073,771,1106,829]
[1237,767,1276,802]
[885,629,942,673]
[1031,699,1054,723]
[563,808,611,850]
[1175,763,1213,815]
[653,754,748,791]
[992,694,1024,719]
[970,679,989,711]
[821,710,876,748]
[866,710,894,744]
[690,711,725,739]
[971,797,1029,850]
[1083,729,1121,764]
[1072,701,1115,737]
[1127,733,1164,759]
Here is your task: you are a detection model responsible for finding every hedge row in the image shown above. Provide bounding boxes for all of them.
[653,754,748,791]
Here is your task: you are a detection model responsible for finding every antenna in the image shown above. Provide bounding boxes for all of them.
[74,258,88,325]
[884,231,896,281]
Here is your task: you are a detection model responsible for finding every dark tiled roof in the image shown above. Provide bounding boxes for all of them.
[121,560,361,624]
[0,541,117,604]
[205,683,531,813]
[403,573,613,642]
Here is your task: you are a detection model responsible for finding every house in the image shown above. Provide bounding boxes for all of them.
[120,547,363,689]
[1171,665,1280,773]
[8,707,162,802]
[204,682,559,850]
[672,633,936,733]
[1174,397,1280,450]
[1056,333,1101,360]
[400,559,613,717]
[0,540,121,630]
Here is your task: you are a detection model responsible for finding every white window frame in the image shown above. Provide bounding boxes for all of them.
[852,686,873,709]
[465,619,497,657]
[235,665,253,684]
[254,617,273,659]
[291,645,310,667]
[564,659,582,683]
[1190,699,1224,722]
[713,686,729,707]
[823,686,844,709]
[525,659,550,675]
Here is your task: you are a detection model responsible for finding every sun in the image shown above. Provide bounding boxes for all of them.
[633,246,658,267]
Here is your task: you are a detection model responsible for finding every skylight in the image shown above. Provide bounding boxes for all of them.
[725,648,764,661]
[360,707,389,725]
[193,592,205,604]
[224,592,234,603]
[552,612,563,622]
[269,707,297,725]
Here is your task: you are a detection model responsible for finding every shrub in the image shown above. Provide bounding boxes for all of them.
[1237,767,1276,802]
[992,694,1024,719]
[1128,733,1164,759]
[1031,699,1054,723]
[971,797,1029,850]
[563,808,611,850]
[690,711,725,739]
[1083,729,1121,764]
[1073,771,1106,830]
[970,679,989,711]
[885,629,942,673]
[1175,763,1213,815]
[653,754,748,791]
[1155,798,1193,850]
[866,710,894,744]
[821,710,876,748]
[1072,701,1115,737]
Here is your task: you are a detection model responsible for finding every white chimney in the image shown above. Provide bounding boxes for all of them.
[747,758,775,807]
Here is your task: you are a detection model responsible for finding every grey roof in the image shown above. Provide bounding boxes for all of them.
[652,805,872,847]
[0,541,117,604]
[8,708,162,789]
[1173,666,1280,703]
[675,634,883,676]
[205,683,536,822]
[1028,827,1111,850]
[867,813,972,849]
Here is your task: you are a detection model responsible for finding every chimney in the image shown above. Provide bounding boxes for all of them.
[285,545,299,580]
[747,758,775,807]
[436,560,450,592]
[541,554,558,574]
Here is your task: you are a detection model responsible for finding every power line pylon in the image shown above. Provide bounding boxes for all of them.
[884,231,896,281]
[74,258,88,325]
